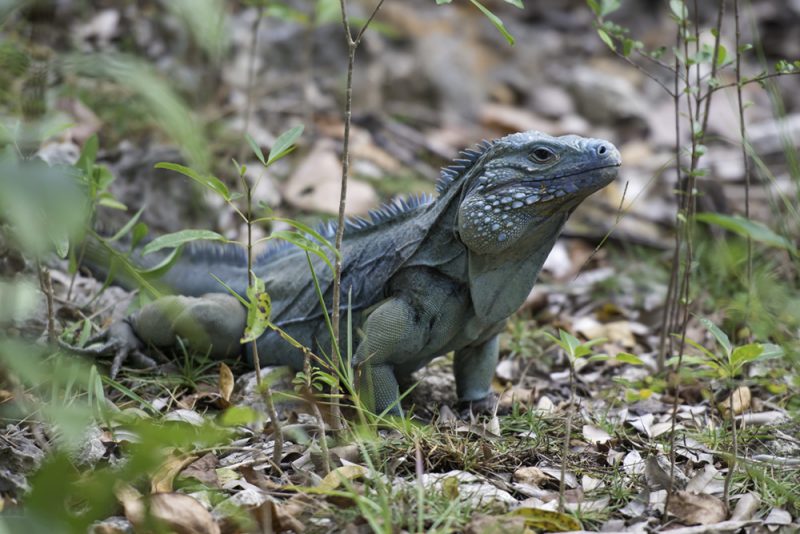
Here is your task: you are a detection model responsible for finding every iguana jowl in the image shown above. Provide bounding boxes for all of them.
[92,131,621,415]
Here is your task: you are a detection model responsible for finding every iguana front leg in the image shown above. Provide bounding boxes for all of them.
[454,335,499,414]
[353,297,428,416]
[74,293,246,376]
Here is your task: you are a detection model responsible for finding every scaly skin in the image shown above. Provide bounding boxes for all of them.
[87,131,621,415]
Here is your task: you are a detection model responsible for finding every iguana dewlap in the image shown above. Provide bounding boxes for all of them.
[89,131,621,415]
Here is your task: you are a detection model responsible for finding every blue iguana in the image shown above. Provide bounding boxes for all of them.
[85,131,621,415]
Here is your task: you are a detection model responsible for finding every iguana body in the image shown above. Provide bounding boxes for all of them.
[92,131,621,414]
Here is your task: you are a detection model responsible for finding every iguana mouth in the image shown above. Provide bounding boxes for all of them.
[519,162,621,184]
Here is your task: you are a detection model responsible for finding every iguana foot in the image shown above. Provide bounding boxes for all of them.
[457,392,499,419]
[60,320,160,378]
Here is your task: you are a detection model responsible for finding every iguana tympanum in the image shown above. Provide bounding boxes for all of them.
[86,131,621,415]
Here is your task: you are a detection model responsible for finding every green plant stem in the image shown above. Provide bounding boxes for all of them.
[304,348,331,475]
[723,385,738,505]
[734,0,753,309]
[331,0,386,431]
[241,170,283,468]
[558,360,576,514]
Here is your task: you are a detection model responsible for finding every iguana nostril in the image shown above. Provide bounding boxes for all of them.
[597,144,607,156]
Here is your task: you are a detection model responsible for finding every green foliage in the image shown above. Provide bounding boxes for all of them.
[0,142,90,257]
[63,53,210,171]
[670,317,783,381]
[435,0,523,45]
[695,213,797,255]
[544,329,606,364]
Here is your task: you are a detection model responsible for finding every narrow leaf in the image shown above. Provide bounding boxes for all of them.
[141,229,226,256]
[597,28,615,52]
[267,124,304,165]
[695,213,797,254]
[245,133,266,166]
[469,0,515,45]
[155,162,231,201]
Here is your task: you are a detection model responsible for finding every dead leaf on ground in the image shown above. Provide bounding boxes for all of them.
[498,386,534,412]
[718,386,750,418]
[513,466,548,486]
[667,490,728,525]
[119,486,220,534]
[284,141,378,215]
[151,451,198,493]
[465,513,527,534]
[317,464,367,492]
[509,506,583,532]
[218,362,234,407]
[180,452,220,488]
[582,424,612,445]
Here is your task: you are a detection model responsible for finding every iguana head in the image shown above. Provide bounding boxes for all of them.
[455,131,621,255]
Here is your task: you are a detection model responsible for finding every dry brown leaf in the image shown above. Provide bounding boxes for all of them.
[667,490,728,525]
[513,466,548,486]
[499,386,534,411]
[116,485,216,534]
[180,452,220,488]
[465,513,527,534]
[151,452,198,494]
[219,362,234,405]
[317,464,367,492]
[718,386,751,418]
[284,141,377,215]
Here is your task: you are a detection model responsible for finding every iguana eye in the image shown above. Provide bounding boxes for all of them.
[530,147,556,163]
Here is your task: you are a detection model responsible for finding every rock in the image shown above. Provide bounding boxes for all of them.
[530,85,575,119]
[567,66,649,136]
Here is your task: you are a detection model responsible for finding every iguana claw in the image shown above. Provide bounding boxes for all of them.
[60,320,160,378]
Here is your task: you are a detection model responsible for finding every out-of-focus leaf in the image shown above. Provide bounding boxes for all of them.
[468,0,515,45]
[164,0,229,63]
[64,54,210,170]
[155,162,230,200]
[141,229,227,256]
[695,213,797,254]
[267,124,304,165]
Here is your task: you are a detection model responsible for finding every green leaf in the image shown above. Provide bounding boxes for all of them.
[716,44,729,67]
[694,213,797,254]
[669,0,687,21]
[698,317,732,357]
[220,406,261,426]
[242,283,271,343]
[469,0,515,45]
[141,229,227,256]
[155,162,231,201]
[600,0,621,16]
[137,247,182,277]
[615,352,644,365]
[267,124,304,165]
[622,38,633,57]
[268,216,340,258]
[245,133,266,166]
[597,28,615,52]
[756,343,784,361]
[77,134,98,175]
[730,343,763,367]
[110,206,146,242]
[131,222,149,249]
[435,0,453,4]
[586,0,601,16]
[97,193,127,211]
[269,230,335,274]
[503,0,524,8]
